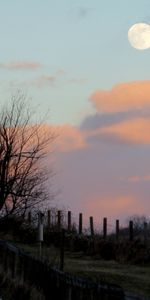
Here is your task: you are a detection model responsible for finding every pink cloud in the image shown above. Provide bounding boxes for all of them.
[31,75,56,88]
[85,195,142,225]
[127,176,141,182]
[0,61,42,70]
[7,75,56,89]
[34,124,87,152]
[54,124,87,152]
[127,175,150,182]
[12,123,86,154]
[87,117,150,144]
[91,81,150,113]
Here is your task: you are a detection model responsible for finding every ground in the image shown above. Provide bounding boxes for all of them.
[14,243,150,299]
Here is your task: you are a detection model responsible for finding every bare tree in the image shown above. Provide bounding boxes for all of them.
[0,92,56,218]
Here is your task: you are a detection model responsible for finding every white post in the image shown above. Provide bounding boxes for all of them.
[38,212,44,257]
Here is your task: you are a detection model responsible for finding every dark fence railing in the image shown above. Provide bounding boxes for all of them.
[0,239,125,300]
[0,240,148,300]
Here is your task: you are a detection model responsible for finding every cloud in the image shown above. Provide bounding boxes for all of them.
[77,7,90,19]
[97,117,150,144]
[84,117,150,145]
[85,195,138,223]
[127,175,150,182]
[19,123,87,153]
[80,110,147,130]
[127,176,141,182]
[90,81,150,113]
[54,121,150,222]
[84,192,150,225]
[31,75,56,88]
[0,61,42,70]
[7,75,56,89]
[56,69,66,76]
[69,78,87,85]
[69,6,91,21]
[54,124,87,152]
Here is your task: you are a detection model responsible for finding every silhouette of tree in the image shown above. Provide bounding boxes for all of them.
[0,92,55,218]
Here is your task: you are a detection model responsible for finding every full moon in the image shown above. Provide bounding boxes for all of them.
[128,23,150,50]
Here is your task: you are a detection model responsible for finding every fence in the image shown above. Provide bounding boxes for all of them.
[0,239,126,300]
[27,210,150,242]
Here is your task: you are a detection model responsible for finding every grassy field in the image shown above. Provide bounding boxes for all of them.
[64,252,150,298]
[14,243,150,299]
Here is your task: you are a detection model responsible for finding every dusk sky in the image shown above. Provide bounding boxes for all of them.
[0,1,150,227]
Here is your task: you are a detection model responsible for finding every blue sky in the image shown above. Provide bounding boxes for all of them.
[0,0,149,125]
[0,1,150,224]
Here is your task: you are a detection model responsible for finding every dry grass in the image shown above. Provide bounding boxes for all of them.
[64,252,150,298]
[0,272,45,300]
[14,242,150,298]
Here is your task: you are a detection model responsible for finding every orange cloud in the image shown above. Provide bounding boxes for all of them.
[12,123,86,155]
[87,117,150,144]
[0,61,42,70]
[54,124,87,152]
[127,176,141,182]
[85,195,139,225]
[127,175,150,182]
[91,81,150,113]
[87,195,135,214]
[99,118,150,144]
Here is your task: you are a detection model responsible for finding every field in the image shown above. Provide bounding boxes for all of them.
[15,243,150,299]
[64,252,150,298]
[1,216,150,299]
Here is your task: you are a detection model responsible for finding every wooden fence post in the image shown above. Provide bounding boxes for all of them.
[129,220,133,241]
[57,210,61,231]
[47,210,51,228]
[67,211,71,232]
[116,219,119,240]
[38,212,44,257]
[90,216,94,237]
[103,217,107,239]
[79,213,83,235]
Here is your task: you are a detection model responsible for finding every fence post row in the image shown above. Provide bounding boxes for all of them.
[26,210,150,243]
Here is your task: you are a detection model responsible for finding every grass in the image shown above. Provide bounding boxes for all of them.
[0,272,45,300]
[64,252,150,298]
[13,242,150,299]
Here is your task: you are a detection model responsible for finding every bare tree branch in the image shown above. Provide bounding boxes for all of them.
[0,92,56,218]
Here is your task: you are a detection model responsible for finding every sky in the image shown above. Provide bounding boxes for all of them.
[0,0,150,228]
